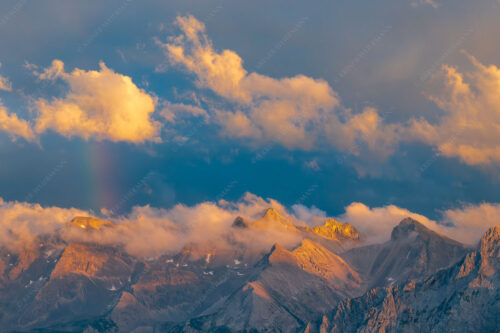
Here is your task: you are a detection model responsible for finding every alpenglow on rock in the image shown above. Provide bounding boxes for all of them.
[66,216,114,230]
[312,218,360,241]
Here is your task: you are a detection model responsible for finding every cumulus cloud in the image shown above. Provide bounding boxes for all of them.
[0,63,12,91]
[159,17,500,169]
[4,16,497,173]
[33,60,161,143]
[325,107,402,159]
[408,53,500,166]
[0,102,35,141]
[337,201,499,245]
[159,15,400,153]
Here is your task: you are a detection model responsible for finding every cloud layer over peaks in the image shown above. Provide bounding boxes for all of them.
[337,201,500,245]
[0,194,497,257]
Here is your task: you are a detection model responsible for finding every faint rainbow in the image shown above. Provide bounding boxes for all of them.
[83,142,119,214]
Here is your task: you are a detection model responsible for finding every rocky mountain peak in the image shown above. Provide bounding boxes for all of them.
[259,239,362,286]
[1,213,495,332]
[268,242,290,257]
[322,227,499,333]
[67,216,114,230]
[263,208,285,220]
[265,243,297,267]
[479,226,499,259]
[390,217,431,241]
[297,238,321,250]
[252,208,297,231]
[232,216,249,228]
[292,239,362,285]
[313,218,360,241]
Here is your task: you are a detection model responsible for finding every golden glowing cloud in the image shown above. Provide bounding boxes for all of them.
[409,53,500,166]
[0,102,35,141]
[160,15,398,153]
[34,60,161,143]
[0,198,87,251]
[161,18,500,168]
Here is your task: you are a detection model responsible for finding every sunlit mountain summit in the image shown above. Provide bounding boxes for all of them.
[67,216,114,230]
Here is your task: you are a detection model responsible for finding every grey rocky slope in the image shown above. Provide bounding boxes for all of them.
[173,239,364,332]
[0,211,362,332]
[0,213,495,332]
[308,226,500,333]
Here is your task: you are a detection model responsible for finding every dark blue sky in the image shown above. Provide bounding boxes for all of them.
[0,0,498,221]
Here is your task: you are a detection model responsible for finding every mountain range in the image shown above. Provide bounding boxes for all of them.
[0,211,497,332]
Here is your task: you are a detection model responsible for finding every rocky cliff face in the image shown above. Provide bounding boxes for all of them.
[66,216,114,230]
[14,242,138,330]
[173,240,363,332]
[311,218,360,241]
[311,226,499,333]
[0,214,496,333]
[341,218,468,289]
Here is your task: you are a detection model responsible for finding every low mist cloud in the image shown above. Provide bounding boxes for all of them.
[0,198,86,251]
[337,202,499,245]
[0,194,496,257]
[439,202,500,245]
[0,193,302,258]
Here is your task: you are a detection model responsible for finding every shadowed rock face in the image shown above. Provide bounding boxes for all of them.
[312,226,500,333]
[14,243,137,330]
[0,214,495,333]
[232,216,249,228]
